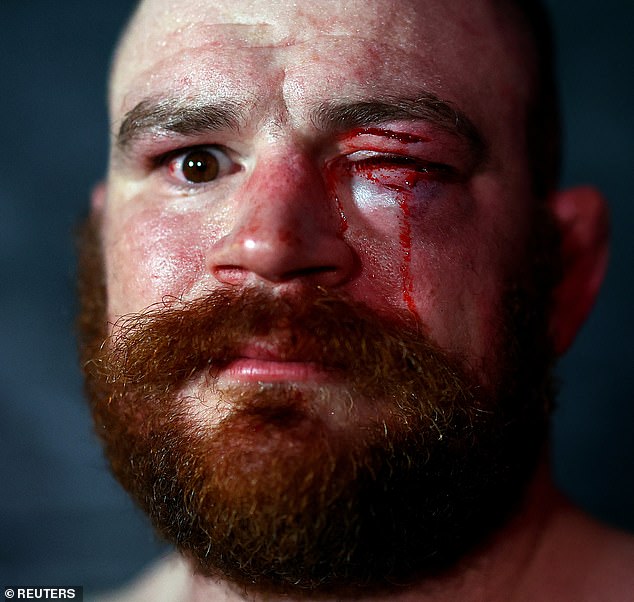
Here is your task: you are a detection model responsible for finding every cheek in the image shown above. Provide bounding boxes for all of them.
[344,177,513,366]
[409,195,503,354]
[345,177,479,317]
[104,205,214,316]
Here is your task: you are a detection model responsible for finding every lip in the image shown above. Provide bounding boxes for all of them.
[217,341,331,384]
[221,358,327,383]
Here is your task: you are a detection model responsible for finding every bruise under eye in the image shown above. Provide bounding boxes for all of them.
[179,149,220,183]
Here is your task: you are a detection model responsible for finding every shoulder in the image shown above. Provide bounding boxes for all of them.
[522,502,634,601]
[568,511,634,600]
[89,553,192,602]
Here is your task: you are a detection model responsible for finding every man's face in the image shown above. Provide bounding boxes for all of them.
[84,0,557,595]
[105,0,538,374]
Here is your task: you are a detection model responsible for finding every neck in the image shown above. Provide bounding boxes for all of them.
[185,461,566,602]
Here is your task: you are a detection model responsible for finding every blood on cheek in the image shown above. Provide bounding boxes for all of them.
[327,159,442,317]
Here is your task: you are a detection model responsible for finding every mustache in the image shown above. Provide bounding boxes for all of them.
[90,286,478,406]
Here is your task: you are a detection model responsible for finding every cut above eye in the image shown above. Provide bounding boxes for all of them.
[165,146,235,184]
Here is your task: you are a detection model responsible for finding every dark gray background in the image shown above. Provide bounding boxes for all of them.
[1,0,632,594]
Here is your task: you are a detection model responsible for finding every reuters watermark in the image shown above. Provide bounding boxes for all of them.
[3,588,82,600]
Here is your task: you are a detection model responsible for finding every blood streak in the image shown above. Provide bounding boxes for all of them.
[325,144,425,317]
[334,193,349,233]
[398,194,418,315]
[324,165,349,234]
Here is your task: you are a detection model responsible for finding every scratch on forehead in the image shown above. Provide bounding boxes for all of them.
[153,18,378,56]
[121,0,383,62]
[167,21,296,49]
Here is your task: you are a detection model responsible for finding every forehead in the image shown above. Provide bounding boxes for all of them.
[110,0,533,135]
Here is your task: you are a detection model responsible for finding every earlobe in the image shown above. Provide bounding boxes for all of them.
[548,186,610,355]
[91,181,107,213]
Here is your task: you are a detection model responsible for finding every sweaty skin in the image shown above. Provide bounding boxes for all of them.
[104,0,536,386]
[94,0,634,600]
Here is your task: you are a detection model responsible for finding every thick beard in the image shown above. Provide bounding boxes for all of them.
[77,214,558,597]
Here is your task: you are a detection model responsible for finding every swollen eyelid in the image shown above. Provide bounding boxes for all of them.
[349,155,456,186]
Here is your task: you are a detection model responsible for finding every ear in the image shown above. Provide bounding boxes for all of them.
[91,180,107,213]
[548,186,609,355]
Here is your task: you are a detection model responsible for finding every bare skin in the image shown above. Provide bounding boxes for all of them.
[95,0,633,599]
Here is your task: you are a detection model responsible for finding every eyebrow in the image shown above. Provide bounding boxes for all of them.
[311,94,486,158]
[115,91,486,160]
[115,97,249,153]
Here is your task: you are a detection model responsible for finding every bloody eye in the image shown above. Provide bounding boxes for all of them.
[165,146,235,184]
[346,152,457,188]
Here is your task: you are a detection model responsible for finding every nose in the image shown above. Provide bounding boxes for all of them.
[208,149,357,288]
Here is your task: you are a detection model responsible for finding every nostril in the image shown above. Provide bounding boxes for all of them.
[282,265,340,281]
[212,265,250,286]
[212,263,348,287]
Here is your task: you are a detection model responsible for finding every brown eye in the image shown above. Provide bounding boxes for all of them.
[181,149,220,183]
[165,145,236,186]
